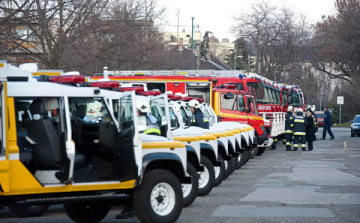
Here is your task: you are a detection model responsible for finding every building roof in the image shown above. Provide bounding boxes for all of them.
[161,46,232,70]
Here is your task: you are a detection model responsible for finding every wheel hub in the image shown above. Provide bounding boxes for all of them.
[150,182,176,216]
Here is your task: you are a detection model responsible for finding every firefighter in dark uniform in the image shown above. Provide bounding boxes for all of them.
[285,106,295,151]
[189,99,209,129]
[293,108,308,151]
[116,99,160,219]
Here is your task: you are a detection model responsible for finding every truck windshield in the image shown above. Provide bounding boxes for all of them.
[265,87,274,103]
[247,82,270,104]
[282,89,288,106]
[276,91,281,104]
[289,91,302,107]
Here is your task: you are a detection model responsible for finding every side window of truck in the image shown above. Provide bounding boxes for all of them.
[238,95,245,112]
[221,94,237,111]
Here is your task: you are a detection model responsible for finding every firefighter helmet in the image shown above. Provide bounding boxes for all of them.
[287,106,294,112]
[188,99,201,109]
[136,99,151,113]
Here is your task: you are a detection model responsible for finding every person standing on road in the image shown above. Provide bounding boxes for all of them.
[321,106,335,140]
[285,106,295,151]
[293,108,308,151]
[306,110,316,151]
[189,99,209,129]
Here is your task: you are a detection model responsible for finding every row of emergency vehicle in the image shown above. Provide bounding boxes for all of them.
[88,68,307,150]
[0,61,258,223]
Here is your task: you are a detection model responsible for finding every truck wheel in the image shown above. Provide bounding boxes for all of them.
[257,147,266,156]
[235,153,242,169]
[223,158,234,180]
[64,202,110,223]
[133,169,182,223]
[214,154,225,187]
[198,155,215,196]
[182,162,198,207]
[250,145,258,159]
[239,149,250,168]
[9,205,49,218]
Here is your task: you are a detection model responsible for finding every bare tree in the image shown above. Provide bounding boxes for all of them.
[0,0,110,69]
[232,1,312,81]
[312,0,360,108]
[0,0,168,74]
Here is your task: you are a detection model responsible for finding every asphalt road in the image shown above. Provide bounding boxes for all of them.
[1,127,359,223]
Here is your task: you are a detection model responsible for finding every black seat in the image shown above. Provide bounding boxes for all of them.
[27,99,86,168]
[27,99,61,167]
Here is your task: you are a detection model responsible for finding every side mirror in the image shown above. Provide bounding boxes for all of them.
[138,116,147,132]
[288,96,293,104]
[350,120,353,124]
[224,93,235,99]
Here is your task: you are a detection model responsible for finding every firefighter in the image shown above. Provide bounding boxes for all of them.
[137,99,161,135]
[189,99,209,129]
[293,108,308,151]
[285,106,295,151]
[116,99,160,219]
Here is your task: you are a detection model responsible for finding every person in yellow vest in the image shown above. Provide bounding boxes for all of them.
[116,99,160,219]
[293,108,308,151]
[284,106,295,151]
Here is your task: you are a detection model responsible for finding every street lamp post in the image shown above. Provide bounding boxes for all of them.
[191,17,194,70]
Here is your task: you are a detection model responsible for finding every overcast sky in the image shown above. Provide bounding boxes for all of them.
[158,0,336,42]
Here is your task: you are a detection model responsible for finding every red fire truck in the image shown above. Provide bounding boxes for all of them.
[90,72,269,148]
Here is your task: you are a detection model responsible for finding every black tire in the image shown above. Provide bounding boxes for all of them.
[223,157,234,180]
[231,157,237,173]
[197,155,215,196]
[257,147,266,156]
[235,152,242,169]
[9,205,49,218]
[182,162,198,207]
[133,169,183,223]
[239,149,250,168]
[351,131,355,137]
[250,145,258,159]
[214,154,225,187]
[64,202,110,223]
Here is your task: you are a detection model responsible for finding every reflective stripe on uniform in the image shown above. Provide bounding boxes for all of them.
[144,128,161,135]
[294,119,305,123]
[294,132,306,135]
[274,138,278,142]
[204,118,209,123]
[293,144,298,147]
[286,142,291,145]
[290,124,294,127]
[285,130,293,133]
[283,139,286,142]
[301,144,306,147]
